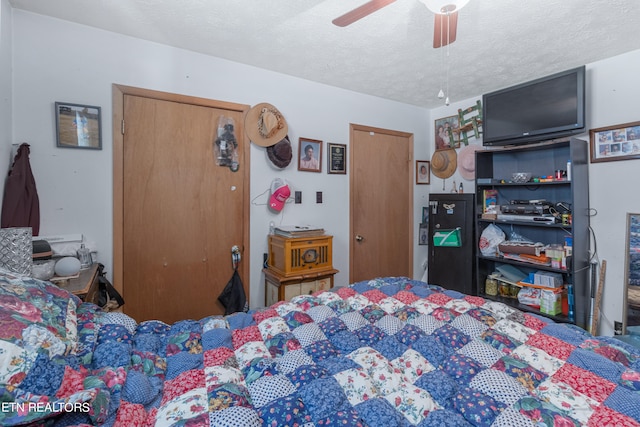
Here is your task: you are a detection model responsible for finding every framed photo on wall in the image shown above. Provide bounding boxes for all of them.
[590,121,640,163]
[327,143,347,174]
[55,102,102,150]
[434,115,460,150]
[416,160,430,184]
[298,138,322,172]
[419,223,428,246]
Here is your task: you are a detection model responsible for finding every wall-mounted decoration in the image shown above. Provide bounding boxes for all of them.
[589,121,640,163]
[327,143,347,174]
[214,115,239,172]
[298,137,322,172]
[419,223,428,246]
[416,160,430,185]
[456,100,483,146]
[55,102,102,150]
[434,115,460,150]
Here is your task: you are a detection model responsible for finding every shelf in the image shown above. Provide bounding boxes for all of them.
[474,138,590,329]
[477,218,571,229]
[476,180,571,187]
[478,292,572,324]
[478,255,569,274]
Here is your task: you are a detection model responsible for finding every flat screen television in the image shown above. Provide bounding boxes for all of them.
[482,66,585,146]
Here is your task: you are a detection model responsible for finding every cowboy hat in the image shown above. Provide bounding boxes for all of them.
[431,148,457,179]
[266,135,292,169]
[245,103,288,147]
[458,143,482,181]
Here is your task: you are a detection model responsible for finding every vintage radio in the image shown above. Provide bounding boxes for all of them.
[268,234,333,277]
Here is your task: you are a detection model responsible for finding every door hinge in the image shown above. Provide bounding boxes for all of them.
[121,119,125,135]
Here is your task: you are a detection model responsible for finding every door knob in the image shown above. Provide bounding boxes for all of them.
[355,234,364,242]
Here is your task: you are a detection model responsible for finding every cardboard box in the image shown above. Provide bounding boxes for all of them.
[533,271,563,288]
[540,289,562,315]
[483,189,498,213]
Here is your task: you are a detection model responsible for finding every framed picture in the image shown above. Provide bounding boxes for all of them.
[434,115,460,150]
[55,102,102,149]
[298,137,322,172]
[416,160,430,184]
[422,207,429,223]
[590,121,640,163]
[419,223,428,246]
[327,143,347,174]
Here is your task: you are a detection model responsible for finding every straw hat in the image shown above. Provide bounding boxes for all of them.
[458,144,482,180]
[245,103,288,147]
[431,148,457,179]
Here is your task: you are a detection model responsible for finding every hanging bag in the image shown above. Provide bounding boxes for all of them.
[218,268,248,315]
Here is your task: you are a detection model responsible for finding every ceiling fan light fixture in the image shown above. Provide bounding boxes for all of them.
[420,0,470,14]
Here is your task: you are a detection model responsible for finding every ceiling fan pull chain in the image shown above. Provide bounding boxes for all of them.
[445,12,451,105]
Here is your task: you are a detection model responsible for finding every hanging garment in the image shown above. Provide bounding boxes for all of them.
[1,143,40,235]
[218,268,248,315]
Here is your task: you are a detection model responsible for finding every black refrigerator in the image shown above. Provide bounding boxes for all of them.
[427,193,475,295]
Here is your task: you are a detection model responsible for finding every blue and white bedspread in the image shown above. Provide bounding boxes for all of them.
[1,273,640,426]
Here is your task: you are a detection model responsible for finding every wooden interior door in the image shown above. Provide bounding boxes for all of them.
[350,125,413,282]
[112,85,250,324]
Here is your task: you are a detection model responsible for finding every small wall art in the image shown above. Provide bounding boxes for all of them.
[434,115,460,150]
[589,121,640,163]
[55,102,102,150]
[416,160,430,185]
[327,143,347,174]
[298,137,322,172]
[419,223,428,246]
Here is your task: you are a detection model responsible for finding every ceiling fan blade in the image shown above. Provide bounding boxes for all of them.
[332,0,397,27]
[433,11,458,48]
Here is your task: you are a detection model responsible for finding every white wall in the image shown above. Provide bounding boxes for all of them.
[6,8,640,335]
[429,52,640,336]
[0,0,12,172]
[583,53,640,335]
[6,9,431,309]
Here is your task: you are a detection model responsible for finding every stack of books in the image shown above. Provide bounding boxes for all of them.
[274,225,325,238]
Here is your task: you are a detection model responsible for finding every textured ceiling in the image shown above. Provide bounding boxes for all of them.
[9,0,640,108]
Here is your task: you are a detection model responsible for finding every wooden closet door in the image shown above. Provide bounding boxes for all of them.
[350,125,413,283]
[121,94,247,324]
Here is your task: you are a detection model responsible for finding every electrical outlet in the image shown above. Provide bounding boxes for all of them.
[295,191,302,204]
[316,191,323,203]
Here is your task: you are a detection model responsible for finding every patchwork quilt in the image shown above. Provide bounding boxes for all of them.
[1,273,640,426]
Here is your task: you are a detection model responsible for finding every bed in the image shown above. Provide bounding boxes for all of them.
[1,271,639,427]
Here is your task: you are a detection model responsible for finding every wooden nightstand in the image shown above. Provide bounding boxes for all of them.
[263,267,339,307]
[55,263,100,302]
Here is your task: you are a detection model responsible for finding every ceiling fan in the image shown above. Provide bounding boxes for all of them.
[332,0,470,48]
